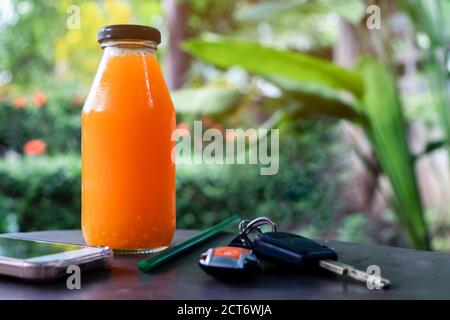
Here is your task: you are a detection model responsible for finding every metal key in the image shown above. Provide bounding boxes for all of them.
[253,232,390,289]
[319,260,390,288]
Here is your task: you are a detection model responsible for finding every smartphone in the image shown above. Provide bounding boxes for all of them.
[0,236,113,281]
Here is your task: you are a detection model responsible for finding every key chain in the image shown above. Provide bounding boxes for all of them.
[229,217,277,248]
[199,217,390,288]
[198,217,276,280]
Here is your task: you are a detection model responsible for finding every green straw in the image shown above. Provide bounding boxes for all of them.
[138,215,241,273]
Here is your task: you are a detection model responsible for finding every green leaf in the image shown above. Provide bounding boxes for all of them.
[413,139,447,161]
[400,0,450,164]
[183,38,364,97]
[402,0,450,47]
[234,1,302,22]
[423,140,446,154]
[235,0,366,24]
[172,87,242,116]
[360,58,430,250]
[269,75,365,122]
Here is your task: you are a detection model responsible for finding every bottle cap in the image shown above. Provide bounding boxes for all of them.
[98,24,161,44]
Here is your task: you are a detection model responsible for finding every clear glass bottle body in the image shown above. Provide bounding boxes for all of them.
[82,40,176,253]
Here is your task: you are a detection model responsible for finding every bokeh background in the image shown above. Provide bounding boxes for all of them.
[0,0,449,250]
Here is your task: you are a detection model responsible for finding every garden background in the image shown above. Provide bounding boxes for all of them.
[0,0,449,251]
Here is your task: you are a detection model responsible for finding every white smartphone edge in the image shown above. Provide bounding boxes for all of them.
[0,236,113,281]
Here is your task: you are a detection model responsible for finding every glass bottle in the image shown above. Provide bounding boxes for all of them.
[82,25,176,253]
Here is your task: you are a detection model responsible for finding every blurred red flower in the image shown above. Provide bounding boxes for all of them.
[175,122,190,137]
[225,130,235,141]
[33,91,47,108]
[211,123,224,132]
[12,96,27,109]
[23,139,47,156]
[176,122,190,130]
[72,95,84,107]
[202,116,214,127]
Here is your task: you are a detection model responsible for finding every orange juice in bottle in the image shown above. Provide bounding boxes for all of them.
[82,25,176,253]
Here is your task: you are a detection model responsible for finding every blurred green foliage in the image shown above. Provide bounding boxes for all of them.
[0,156,81,232]
[176,120,348,231]
[0,1,65,89]
[0,98,81,155]
[234,0,366,28]
[401,0,450,154]
[0,119,349,235]
[183,37,431,249]
[173,87,242,116]
[183,38,363,95]
[360,58,429,249]
[0,0,448,250]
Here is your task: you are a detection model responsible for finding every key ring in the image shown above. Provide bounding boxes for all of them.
[238,217,277,236]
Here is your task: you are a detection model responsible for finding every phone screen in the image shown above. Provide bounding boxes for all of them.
[0,237,83,259]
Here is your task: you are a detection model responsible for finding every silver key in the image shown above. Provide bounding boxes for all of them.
[319,260,391,289]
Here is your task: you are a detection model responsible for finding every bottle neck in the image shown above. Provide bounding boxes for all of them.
[101,39,158,55]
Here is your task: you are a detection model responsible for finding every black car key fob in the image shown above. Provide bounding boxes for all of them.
[253,232,338,267]
[254,232,391,288]
[198,217,277,280]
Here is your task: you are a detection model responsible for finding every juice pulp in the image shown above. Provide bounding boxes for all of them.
[82,48,176,250]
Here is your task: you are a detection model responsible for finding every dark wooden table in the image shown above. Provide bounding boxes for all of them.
[0,230,449,299]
